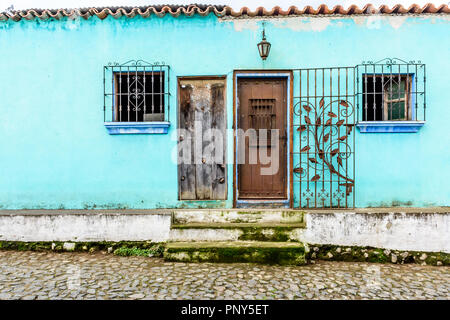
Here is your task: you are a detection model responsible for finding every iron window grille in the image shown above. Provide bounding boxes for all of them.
[249,98,275,147]
[103,60,170,122]
[356,58,426,122]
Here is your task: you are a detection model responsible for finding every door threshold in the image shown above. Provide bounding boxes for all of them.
[236,199,289,209]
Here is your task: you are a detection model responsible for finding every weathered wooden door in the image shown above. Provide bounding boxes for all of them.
[237,78,287,199]
[178,77,227,200]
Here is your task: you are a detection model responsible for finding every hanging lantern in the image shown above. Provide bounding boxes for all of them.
[257,26,271,60]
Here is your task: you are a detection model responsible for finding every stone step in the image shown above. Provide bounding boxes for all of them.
[169,223,305,242]
[163,241,308,265]
[172,209,305,225]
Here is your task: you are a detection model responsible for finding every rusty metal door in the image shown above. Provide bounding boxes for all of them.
[178,77,227,200]
[237,78,287,199]
[293,67,356,208]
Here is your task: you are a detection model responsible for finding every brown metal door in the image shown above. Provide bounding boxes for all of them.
[238,78,287,199]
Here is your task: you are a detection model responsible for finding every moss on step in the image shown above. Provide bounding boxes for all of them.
[281,210,306,222]
[307,244,450,266]
[164,241,307,265]
[0,241,165,257]
[238,226,299,242]
[237,211,263,215]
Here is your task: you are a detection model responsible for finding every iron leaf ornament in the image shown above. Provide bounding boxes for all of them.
[295,97,355,196]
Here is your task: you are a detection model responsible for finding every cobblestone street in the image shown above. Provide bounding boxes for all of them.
[0,251,448,300]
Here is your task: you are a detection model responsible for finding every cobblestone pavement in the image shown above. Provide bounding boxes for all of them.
[0,251,448,300]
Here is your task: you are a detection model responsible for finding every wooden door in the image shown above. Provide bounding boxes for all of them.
[237,78,287,199]
[178,77,227,200]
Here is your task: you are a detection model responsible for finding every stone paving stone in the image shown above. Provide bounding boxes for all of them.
[0,251,448,300]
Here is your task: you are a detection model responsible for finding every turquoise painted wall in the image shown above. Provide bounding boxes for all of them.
[0,14,448,209]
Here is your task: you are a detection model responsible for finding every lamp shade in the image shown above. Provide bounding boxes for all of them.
[257,30,271,60]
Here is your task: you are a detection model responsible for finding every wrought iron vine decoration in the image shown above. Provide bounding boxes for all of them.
[294,97,355,197]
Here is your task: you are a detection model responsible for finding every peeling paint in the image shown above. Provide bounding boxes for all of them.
[227,19,259,32]
[352,15,409,29]
[429,15,450,23]
[386,15,409,29]
[226,16,334,32]
[224,14,449,33]
[278,17,333,32]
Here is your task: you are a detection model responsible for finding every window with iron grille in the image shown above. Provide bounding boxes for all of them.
[356,58,426,122]
[103,60,170,123]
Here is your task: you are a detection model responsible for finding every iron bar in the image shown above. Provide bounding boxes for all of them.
[152,67,155,115]
[353,66,356,208]
[127,66,130,122]
[160,65,163,116]
[329,68,332,208]
[389,64,392,120]
[143,66,146,117]
[314,69,317,208]
[423,64,426,121]
[118,67,123,121]
[398,64,401,120]
[103,67,106,122]
[322,68,325,207]
[345,67,348,208]
[111,67,116,121]
[337,68,341,208]
[415,64,418,120]
[307,69,310,208]
[373,65,376,121]
[381,65,384,120]
[406,64,409,119]
[167,66,170,122]
[299,70,302,209]
[135,67,138,121]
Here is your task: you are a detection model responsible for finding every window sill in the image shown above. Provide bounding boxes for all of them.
[356,121,425,133]
[104,122,170,135]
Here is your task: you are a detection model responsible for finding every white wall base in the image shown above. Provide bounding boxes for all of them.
[0,211,171,242]
[0,209,448,254]
[304,210,450,253]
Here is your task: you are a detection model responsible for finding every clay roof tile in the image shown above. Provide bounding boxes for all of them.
[0,3,448,22]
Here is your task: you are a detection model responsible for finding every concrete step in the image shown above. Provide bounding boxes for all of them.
[163,241,308,265]
[172,209,305,225]
[169,223,305,242]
